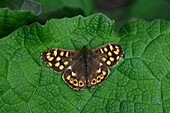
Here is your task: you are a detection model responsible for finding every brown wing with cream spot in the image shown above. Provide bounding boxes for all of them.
[86,58,109,87]
[86,43,124,87]
[90,43,124,67]
[41,48,80,72]
[62,56,86,90]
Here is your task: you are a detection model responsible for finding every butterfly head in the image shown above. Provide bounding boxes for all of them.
[81,46,89,58]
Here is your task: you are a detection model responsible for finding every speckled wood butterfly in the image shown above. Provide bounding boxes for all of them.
[41,43,124,90]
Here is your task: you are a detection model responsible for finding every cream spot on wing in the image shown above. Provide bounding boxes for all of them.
[60,51,64,56]
[96,68,101,73]
[102,71,106,76]
[100,48,104,54]
[108,52,112,56]
[48,62,52,67]
[53,50,57,56]
[100,74,104,79]
[64,61,69,66]
[106,60,111,65]
[70,78,73,84]
[115,46,119,49]
[100,63,103,66]
[114,51,119,55]
[72,72,76,76]
[104,47,108,52]
[109,44,113,51]
[46,52,51,56]
[66,75,71,80]
[65,51,69,57]
[55,62,60,67]
[110,57,114,61]
[88,80,90,83]
[46,55,50,59]
[102,57,106,62]
[59,65,64,70]
[56,57,61,61]
[48,57,54,61]
[68,66,72,70]
[116,56,120,60]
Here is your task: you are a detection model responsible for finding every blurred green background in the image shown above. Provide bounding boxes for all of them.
[0,0,170,36]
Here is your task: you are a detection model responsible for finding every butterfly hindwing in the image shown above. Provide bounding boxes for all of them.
[62,56,86,90]
[41,48,80,72]
[86,58,109,87]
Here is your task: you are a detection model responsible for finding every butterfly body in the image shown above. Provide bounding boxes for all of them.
[41,43,124,90]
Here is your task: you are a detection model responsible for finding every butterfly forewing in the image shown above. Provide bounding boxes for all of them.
[62,56,86,90]
[41,48,80,72]
[90,43,124,67]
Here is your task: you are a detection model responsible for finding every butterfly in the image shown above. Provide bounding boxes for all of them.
[41,43,124,90]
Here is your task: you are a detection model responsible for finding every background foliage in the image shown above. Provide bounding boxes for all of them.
[0,0,170,113]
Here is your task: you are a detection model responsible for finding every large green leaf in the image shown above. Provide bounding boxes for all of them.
[0,0,41,15]
[119,20,170,112]
[37,0,94,15]
[37,0,94,22]
[0,13,170,113]
[0,8,37,38]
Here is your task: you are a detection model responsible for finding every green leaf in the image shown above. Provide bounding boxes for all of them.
[118,20,170,113]
[127,0,170,20]
[0,8,37,38]
[38,0,94,15]
[0,0,41,15]
[0,14,170,113]
[37,0,94,22]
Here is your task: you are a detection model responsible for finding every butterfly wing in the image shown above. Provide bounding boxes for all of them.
[86,58,109,87]
[62,56,86,90]
[42,48,86,90]
[90,43,124,67]
[87,43,124,87]
[41,48,80,72]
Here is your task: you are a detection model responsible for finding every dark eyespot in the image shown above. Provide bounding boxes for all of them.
[74,81,77,84]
